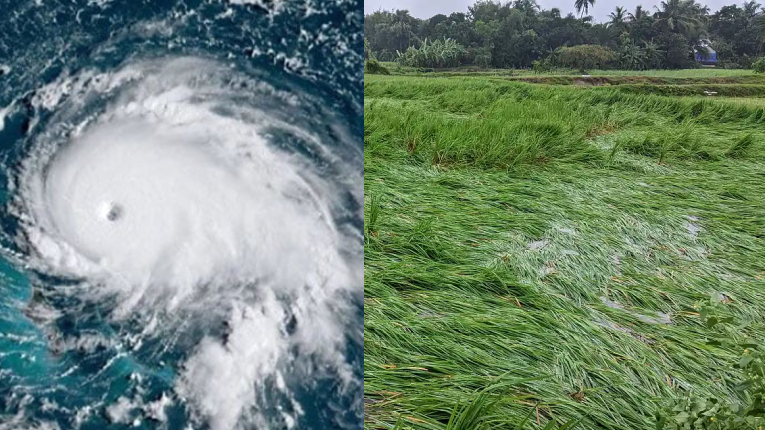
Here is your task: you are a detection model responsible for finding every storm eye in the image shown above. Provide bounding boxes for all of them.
[101,202,124,222]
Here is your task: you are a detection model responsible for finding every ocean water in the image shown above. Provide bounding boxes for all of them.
[0,1,363,429]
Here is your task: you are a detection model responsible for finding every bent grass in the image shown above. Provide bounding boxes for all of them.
[364,75,765,429]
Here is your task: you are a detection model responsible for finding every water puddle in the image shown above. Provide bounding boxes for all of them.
[600,296,672,325]
[684,215,702,238]
[594,317,655,344]
[528,239,548,251]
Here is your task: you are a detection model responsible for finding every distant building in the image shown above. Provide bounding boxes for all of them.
[694,39,717,66]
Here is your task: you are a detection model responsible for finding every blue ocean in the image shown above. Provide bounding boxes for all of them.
[0,1,363,429]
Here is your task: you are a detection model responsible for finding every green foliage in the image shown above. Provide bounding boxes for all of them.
[365,0,765,70]
[396,38,466,68]
[555,45,616,72]
[378,49,395,62]
[656,32,695,69]
[574,0,595,17]
[655,300,765,430]
[365,193,382,239]
[753,58,765,74]
[710,2,764,67]
[365,60,391,75]
[617,34,646,70]
[365,38,376,60]
[644,41,665,69]
[613,34,666,70]
[532,59,553,73]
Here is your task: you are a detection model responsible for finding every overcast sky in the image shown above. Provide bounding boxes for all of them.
[364,0,731,23]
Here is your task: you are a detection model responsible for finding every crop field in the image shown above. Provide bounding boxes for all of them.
[373,64,765,97]
[377,63,761,79]
[364,75,765,429]
[678,96,765,108]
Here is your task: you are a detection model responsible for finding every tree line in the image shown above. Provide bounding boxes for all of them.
[364,0,765,70]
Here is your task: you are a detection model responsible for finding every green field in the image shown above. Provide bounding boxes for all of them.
[377,63,761,79]
[678,96,765,107]
[364,75,765,429]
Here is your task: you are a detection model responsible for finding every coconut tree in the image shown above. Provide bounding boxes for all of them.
[627,5,654,42]
[574,0,596,17]
[743,1,765,55]
[628,5,648,22]
[609,7,627,31]
[654,0,707,39]
[590,23,617,48]
[643,40,664,68]
[654,0,710,60]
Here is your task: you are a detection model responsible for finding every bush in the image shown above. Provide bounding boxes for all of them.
[396,38,466,68]
[378,49,395,62]
[554,45,616,73]
[739,54,755,69]
[364,60,390,75]
[753,58,765,74]
[532,59,552,73]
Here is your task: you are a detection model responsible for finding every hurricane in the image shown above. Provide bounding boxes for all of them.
[0,1,363,429]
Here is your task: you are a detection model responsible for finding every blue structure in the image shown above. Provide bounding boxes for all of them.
[694,39,718,66]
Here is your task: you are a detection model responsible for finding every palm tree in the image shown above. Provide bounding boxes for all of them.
[384,9,419,52]
[513,0,540,15]
[758,11,765,54]
[742,0,761,18]
[389,20,414,52]
[545,47,561,63]
[654,0,706,39]
[643,40,664,68]
[628,5,647,22]
[574,0,595,17]
[609,6,627,31]
[590,23,617,48]
[654,0,709,61]
[740,1,765,54]
[627,5,653,43]
[618,41,645,69]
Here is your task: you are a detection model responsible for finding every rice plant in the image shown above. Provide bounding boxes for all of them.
[364,74,765,430]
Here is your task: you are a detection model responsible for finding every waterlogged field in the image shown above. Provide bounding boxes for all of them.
[364,75,765,429]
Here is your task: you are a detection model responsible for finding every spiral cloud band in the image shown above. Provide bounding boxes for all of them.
[12,57,361,429]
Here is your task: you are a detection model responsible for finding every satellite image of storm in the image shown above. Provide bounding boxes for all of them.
[0,0,363,429]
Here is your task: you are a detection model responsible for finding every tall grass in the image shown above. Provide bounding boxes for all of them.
[365,76,765,169]
[365,75,765,429]
[614,83,765,97]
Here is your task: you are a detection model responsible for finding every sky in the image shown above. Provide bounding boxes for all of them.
[363,0,731,23]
